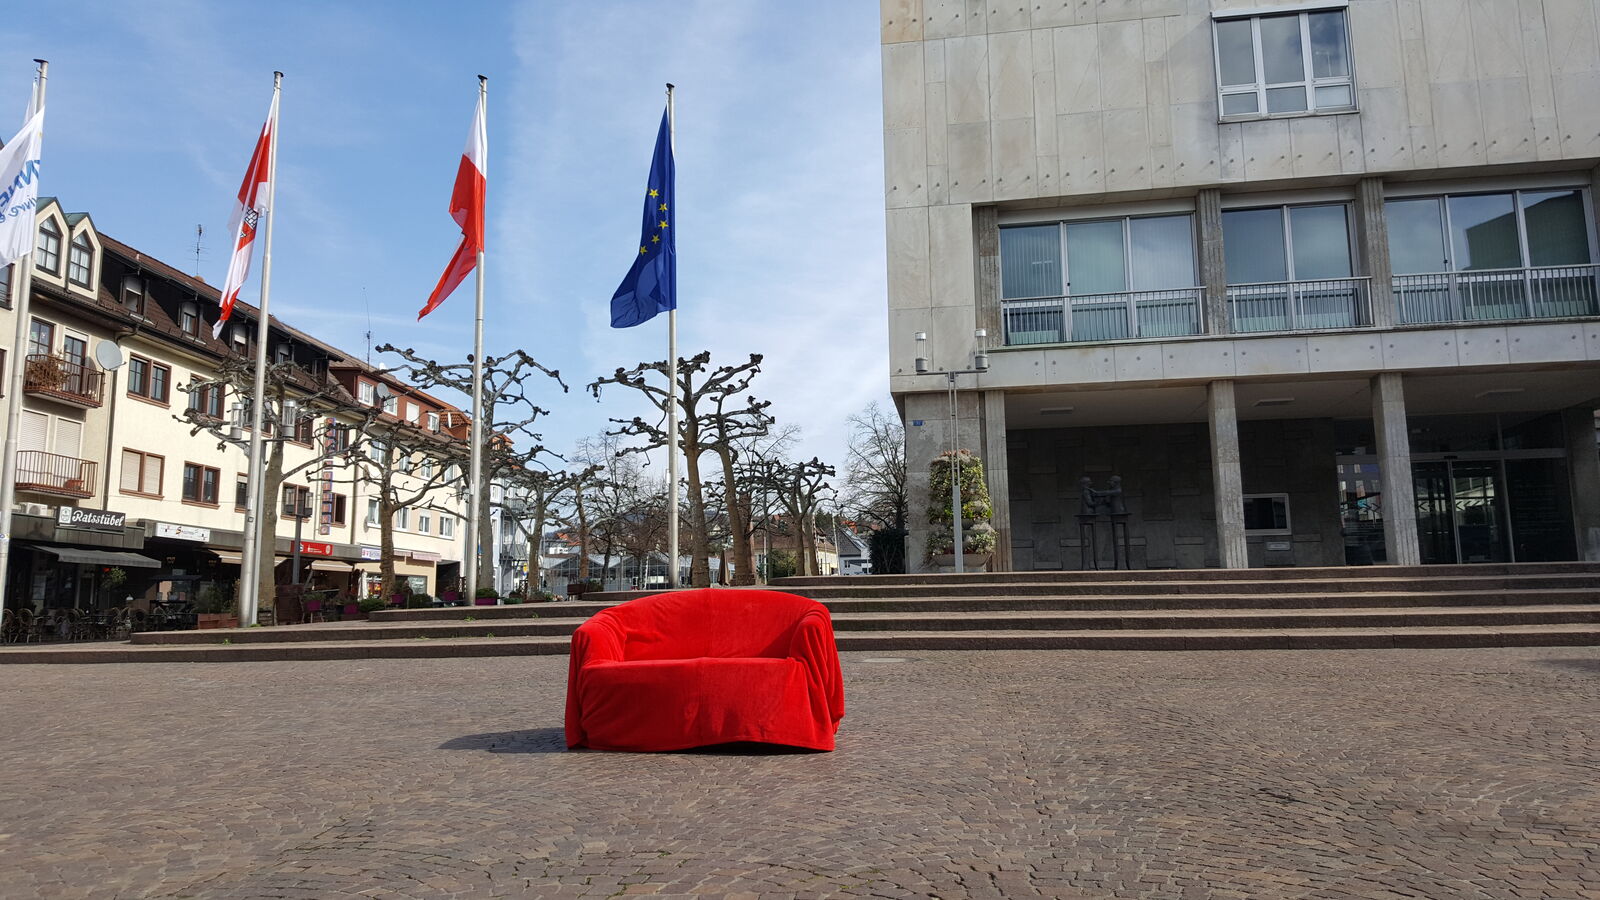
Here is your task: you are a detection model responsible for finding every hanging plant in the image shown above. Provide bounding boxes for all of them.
[927,450,992,525]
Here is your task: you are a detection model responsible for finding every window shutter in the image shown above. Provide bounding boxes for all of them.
[20,410,48,452]
[53,418,82,457]
[142,456,162,495]
[120,450,141,493]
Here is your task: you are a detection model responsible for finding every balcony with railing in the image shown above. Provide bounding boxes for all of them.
[16,450,98,498]
[1226,276,1372,334]
[1001,288,1203,346]
[1394,264,1600,325]
[23,354,104,408]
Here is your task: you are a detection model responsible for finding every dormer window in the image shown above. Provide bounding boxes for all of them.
[358,381,375,405]
[427,411,440,432]
[382,395,397,415]
[179,301,199,336]
[274,343,290,364]
[121,275,145,315]
[67,233,92,287]
[233,324,249,351]
[35,219,60,274]
[0,264,11,307]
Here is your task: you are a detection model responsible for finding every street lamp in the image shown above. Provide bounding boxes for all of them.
[915,329,990,573]
[284,492,314,585]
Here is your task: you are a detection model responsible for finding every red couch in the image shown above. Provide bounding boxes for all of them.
[565,588,845,752]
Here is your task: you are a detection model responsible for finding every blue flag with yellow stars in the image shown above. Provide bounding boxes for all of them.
[610,107,675,328]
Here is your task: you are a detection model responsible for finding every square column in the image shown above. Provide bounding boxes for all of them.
[1207,380,1248,568]
[1197,188,1230,336]
[1354,177,1396,328]
[980,390,1012,572]
[1372,372,1420,566]
[1563,406,1600,562]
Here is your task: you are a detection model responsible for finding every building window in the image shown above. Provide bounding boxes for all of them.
[399,453,414,475]
[1222,204,1353,285]
[35,219,60,274]
[368,439,387,463]
[281,484,312,517]
[440,516,454,538]
[120,276,145,315]
[0,263,11,306]
[183,462,220,505]
[1243,494,1291,533]
[179,302,199,336]
[329,424,351,451]
[62,335,87,367]
[127,355,171,403]
[427,411,439,432]
[1214,8,1353,118]
[28,318,53,356]
[358,381,375,405]
[67,233,93,287]
[188,382,225,419]
[396,507,410,530]
[382,395,397,415]
[418,511,431,534]
[366,498,380,526]
[421,459,434,480]
[330,494,347,527]
[293,416,314,444]
[236,474,250,510]
[120,449,164,497]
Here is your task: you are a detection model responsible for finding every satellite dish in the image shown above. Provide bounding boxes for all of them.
[94,340,125,370]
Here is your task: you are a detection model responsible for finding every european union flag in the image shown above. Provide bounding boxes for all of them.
[610,107,675,328]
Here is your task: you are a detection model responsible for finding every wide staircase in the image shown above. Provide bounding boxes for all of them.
[3,563,1599,663]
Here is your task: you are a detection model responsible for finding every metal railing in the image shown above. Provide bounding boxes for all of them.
[23,353,104,407]
[1394,263,1600,325]
[16,450,98,498]
[1225,276,1372,333]
[1001,287,1203,345]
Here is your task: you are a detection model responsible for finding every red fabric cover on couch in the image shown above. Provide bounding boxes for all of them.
[565,588,845,752]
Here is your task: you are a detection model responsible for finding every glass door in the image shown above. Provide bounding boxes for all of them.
[1413,462,1455,564]
[1412,460,1511,564]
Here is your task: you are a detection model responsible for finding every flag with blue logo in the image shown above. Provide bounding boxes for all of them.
[610,107,674,328]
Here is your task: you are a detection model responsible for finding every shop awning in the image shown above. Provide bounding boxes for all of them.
[212,551,244,565]
[308,560,354,572]
[29,545,161,568]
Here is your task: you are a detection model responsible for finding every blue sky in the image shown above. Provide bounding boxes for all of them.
[7,0,887,469]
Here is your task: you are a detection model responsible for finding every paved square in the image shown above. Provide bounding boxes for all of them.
[2,648,1597,898]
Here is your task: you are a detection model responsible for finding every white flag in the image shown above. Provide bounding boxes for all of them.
[0,108,44,269]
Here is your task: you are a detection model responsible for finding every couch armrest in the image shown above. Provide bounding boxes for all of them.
[566,618,626,748]
[788,608,845,726]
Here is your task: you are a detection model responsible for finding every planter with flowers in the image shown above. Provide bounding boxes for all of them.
[925,449,996,570]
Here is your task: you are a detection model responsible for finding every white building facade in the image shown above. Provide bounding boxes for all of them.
[882,0,1600,570]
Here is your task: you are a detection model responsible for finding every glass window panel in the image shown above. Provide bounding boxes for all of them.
[1222,208,1288,283]
[1215,19,1257,87]
[999,225,1062,299]
[1448,193,1520,270]
[1385,198,1447,274]
[1521,190,1592,266]
[1289,205,1353,279]
[1221,92,1258,116]
[1313,84,1352,109]
[1128,215,1197,290]
[1266,86,1309,113]
[1259,15,1305,84]
[1307,11,1350,78]
[1064,220,1127,295]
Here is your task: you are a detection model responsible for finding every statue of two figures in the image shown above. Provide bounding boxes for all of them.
[1076,475,1132,570]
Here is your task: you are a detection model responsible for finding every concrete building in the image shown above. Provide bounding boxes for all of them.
[881,0,1600,570]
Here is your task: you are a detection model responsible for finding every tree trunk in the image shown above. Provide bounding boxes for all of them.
[575,491,590,580]
[799,511,818,576]
[255,439,286,616]
[378,481,397,599]
[682,439,710,588]
[716,445,756,586]
[527,501,546,594]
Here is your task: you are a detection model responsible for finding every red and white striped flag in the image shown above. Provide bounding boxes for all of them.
[418,88,486,320]
[213,99,276,338]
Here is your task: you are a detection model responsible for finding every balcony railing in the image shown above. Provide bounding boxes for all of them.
[1226,277,1372,334]
[23,354,104,408]
[16,450,97,498]
[1001,288,1202,345]
[1394,264,1600,325]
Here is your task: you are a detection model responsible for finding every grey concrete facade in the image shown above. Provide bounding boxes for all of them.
[883,0,1600,571]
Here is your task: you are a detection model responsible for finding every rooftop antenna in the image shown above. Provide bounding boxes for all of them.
[192,224,206,276]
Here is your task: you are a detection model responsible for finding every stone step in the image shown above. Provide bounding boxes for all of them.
[774,562,1600,587]
[127,603,1600,644]
[5,623,1597,662]
[586,574,1600,603]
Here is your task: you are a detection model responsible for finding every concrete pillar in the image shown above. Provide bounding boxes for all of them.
[1196,188,1230,336]
[1354,177,1395,328]
[1207,380,1249,568]
[1562,405,1600,562]
[980,390,1012,572]
[1371,372,1420,566]
[973,206,1002,342]
[902,389,984,573]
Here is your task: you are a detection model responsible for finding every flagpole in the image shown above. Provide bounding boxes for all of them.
[238,72,282,628]
[0,59,48,618]
[663,83,679,589]
[464,74,487,604]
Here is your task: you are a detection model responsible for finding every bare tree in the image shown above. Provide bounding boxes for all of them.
[587,351,769,588]
[377,345,567,589]
[348,422,460,600]
[842,402,908,532]
[753,456,836,576]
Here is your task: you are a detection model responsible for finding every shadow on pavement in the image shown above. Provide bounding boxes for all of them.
[440,727,567,754]
[1537,658,1600,674]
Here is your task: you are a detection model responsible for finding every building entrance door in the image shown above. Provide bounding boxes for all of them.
[1413,460,1510,564]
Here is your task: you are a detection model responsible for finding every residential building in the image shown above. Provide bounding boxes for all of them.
[881,1,1600,570]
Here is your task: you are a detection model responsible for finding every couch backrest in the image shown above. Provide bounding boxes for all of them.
[592,588,826,660]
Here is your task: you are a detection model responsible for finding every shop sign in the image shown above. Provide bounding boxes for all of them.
[56,506,128,531]
[155,522,211,543]
[407,550,441,563]
[298,541,334,557]
[360,546,382,561]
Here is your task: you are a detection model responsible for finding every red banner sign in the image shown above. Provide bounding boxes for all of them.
[298,541,334,557]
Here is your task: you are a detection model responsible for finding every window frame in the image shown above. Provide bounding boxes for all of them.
[120,276,146,316]
[35,219,61,275]
[187,382,226,420]
[182,461,221,506]
[366,498,380,526]
[120,449,165,498]
[28,318,54,356]
[1383,186,1600,276]
[1212,6,1356,121]
[179,302,200,337]
[999,213,1202,302]
[1242,493,1292,534]
[1220,201,1357,285]
[67,232,93,287]
[0,263,12,307]
[235,473,250,511]
[127,354,171,405]
[330,494,348,527]
[358,381,375,406]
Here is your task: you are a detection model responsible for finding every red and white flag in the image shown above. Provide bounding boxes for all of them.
[213,98,276,338]
[418,88,486,320]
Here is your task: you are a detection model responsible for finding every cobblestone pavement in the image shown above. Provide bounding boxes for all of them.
[2,648,1598,899]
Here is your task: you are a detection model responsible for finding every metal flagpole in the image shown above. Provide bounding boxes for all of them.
[664,83,679,589]
[464,74,487,605]
[0,60,48,617]
[238,72,282,628]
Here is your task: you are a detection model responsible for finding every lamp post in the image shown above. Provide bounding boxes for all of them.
[914,329,989,573]
[286,492,313,585]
